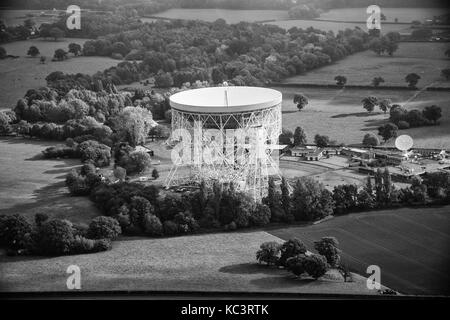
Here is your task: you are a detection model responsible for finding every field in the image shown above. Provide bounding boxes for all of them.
[318,7,447,23]
[0,38,118,110]
[276,86,450,149]
[270,205,450,295]
[0,137,99,224]
[283,42,450,88]
[0,229,378,294]
[144,8,289,23]
[0,9,59,27]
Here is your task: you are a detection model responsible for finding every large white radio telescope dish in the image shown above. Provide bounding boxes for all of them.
[395,135,414,151]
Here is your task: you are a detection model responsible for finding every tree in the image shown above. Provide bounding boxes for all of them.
[293,126,307,146]
[68,43,82,56]
[422,105,442,124]
[113,166,127,182]
[0,111,11,135]
[314,134,330,148]
[279,128,293,146]
[124,151,151,174]
[280,177,291,218]
[112,107,157,147]
[152,168,159,180]
[362,133,379,146]
[27,46,39,57]
[314,237,341,267]
[378,99,392,114]
[290,177,334,222]
[362,96,378,113]
[49,27,64,41]
[405,73,421,88]
[256,241,281,265]
[53,49,67,61]
[332,184,358,214]
[372,77,384,87]
[442,69,450,80]
[446,49,450,58]
[154,72,174,88]
[293,93,308,111]
[0,46,6,59]
[368,38,383,55]
[378,123,398,142]
[334,75,347,86]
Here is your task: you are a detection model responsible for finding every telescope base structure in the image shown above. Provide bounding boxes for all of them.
[165,104,283,202]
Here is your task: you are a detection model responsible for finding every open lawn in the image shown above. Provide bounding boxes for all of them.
[276,86,450,149]
[269,205,450,295]
[0,230,379,294]
[0,38,118,110]
[144,8,289,23]
[0,137,100,224]
[283,43,450,88]
[318,7,447,23]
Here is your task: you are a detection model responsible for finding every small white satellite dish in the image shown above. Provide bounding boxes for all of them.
[395,135,413,151]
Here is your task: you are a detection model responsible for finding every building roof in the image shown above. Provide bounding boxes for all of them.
[169,86,282,113]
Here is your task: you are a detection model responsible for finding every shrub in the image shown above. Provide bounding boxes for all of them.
[278,238,307,267]
[87,216,121,240]
[93,238,112,251]
[35,219,75,256]
[256,241,282,265]
[34,213,49,227]
[397,121,410,129]
[0,214,32,250]
[163,220,179,236]
[302,254,329,279]
[249,203,271,226]
[173,212,199,233]
[143,213,163,236]
[70,235,96,254]
[72,222,89,237]
[314,237,341,267]
[224,221,237,231]
[42,145,78,159]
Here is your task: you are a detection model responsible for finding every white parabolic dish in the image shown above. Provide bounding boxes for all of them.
[395,134,414,151]
[169,86,282,113]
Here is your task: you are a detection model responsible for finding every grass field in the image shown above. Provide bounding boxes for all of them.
[269,205,450,295]
[0,137,100,223]
[283,43,450,88]
[0,230,379,294]
[0,9,59,27]
[276,86,450,149]
[318,7,447,23]
[0,38,118,110]
[145,8,289,23]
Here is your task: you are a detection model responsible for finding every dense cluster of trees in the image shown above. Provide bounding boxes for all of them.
[256,237,342,281]
[288,5,320,19]
[85,180,271,237]
[388,104,442,130]
[58,20,372,87]
[368,32,400,56]
[0,212,117,256]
